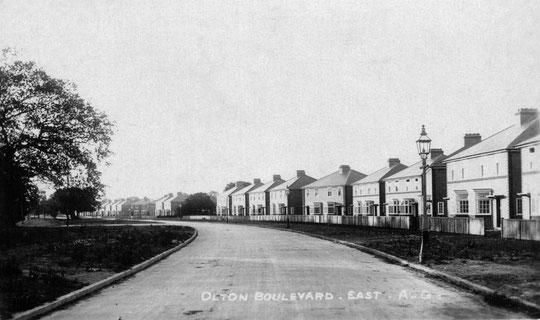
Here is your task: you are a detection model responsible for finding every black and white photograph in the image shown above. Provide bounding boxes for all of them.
[0,1,539,319]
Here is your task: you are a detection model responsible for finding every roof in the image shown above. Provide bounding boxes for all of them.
[384,155,446,180]
[271,174,317,191]
[445,118,539,162]
[249,178,285,193]
[353,163,408,184]
[302,168,366,189]
[515,132,540,148]
[220,185,245,198]
[132,197,153,205]
[231,182,262,196]
[170,193,189,203]
[153,194,170,203]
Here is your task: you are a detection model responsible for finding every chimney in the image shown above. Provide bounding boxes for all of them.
[464,133,481,147]
[339,165,351,173]
[272,175,281,181]
[168,193,173,197]
[516,108,538,125]
[235,181,249,188]
[430,148,444,159]
[253,178,261,184]
[296,170,306,177]
[388,158,400,168]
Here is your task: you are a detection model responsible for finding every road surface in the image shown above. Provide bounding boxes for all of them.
[43,222,528,319]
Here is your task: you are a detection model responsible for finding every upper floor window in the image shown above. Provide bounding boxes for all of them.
[481,165,484,177]
[461,168,465,179]
[496,163,499,175]
[451,170,454,180]
[338,188,342,196]
[328,188,333,196]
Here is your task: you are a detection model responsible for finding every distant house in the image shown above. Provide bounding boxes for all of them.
[247,175,285,215]
[444,108,539,229]
[231,179,263,216]
[268,170,316,215]
[131,197,156,217]
[302,165,366,215]
[120,197,139,218]
[154,193,175,217]
[170,192,189,215]
[352,159,408,216]
[216,182,250,216]
[113,199,127,217]
[383,150,447,217]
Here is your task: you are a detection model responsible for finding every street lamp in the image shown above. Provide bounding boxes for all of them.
[416,125,431,264]
[285,187,290,228]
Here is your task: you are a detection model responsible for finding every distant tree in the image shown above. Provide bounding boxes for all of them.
[0,49,113,228]
[180,193,216,216]
[223,182,235,191]
[49,187,100,219]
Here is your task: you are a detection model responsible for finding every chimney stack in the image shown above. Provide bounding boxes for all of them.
[235,181,249,188]
[272,175,281,181]
[253,178,261,184]
[296,170,306,177]
[339,165,351,174]
[430,148,444,159]
[388,158,400,167]
[516,108,538,125]
[464,133,481,147]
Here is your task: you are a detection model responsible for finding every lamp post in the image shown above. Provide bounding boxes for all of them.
[285,187,290,228]
[416,125,432,264]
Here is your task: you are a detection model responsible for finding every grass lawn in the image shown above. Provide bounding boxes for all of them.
[0,219,194,318]
[224,220,540,307]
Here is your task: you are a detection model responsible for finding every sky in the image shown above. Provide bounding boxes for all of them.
[1,0,540,200]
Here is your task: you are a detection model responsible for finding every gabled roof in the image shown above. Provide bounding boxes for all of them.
[153,194,170,204]
[445,118,539,162]
[384,155,445,180]
[302,167,366,189]
[220,186,244,198]
[249,178,285,193]
[354,163,408,184]
[515,132,540,148]
[271,174,317,191]
[132,197,153,205]
[232,182,263,195]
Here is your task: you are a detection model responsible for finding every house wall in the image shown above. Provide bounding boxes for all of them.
[231,193,248,216]
[303,186,347,215]
[352,181,380,215]
[248,191,267,215]
[268,189,288,215]
[446,152,510,228]
[520,142,540,218]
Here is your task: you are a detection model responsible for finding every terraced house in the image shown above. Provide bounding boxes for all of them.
[248,175,284,215]
[352,158,407,216]
[302,165,366,215]
[268,170,316,215]
[444,108,539,229]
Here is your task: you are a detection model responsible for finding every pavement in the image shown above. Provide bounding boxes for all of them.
[41,221,529,319]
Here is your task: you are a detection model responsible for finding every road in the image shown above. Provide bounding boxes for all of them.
[43,222,528,319]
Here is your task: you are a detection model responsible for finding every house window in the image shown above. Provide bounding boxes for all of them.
[475,190,492,214]
[388,200,399,214]
[328,188,333,196]
[456,191,469,214]
[461,168,465,179]
[516,198,523,216]
[327,203,335,214]
[530,147,535,153]
[354,188,357,196]
[368,188,371,194]
[356,201,362,214]
[437,202,444,215]
[315,189,318,197]
[314,203,322,214]
[395,186,398,192]
[306,190,310,198]
[496,163,499,175]
[451,170,454,180]
[481,165,484,177]
[338,188,342,196]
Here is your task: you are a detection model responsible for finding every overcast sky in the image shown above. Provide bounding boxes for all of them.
[1,0,540,200]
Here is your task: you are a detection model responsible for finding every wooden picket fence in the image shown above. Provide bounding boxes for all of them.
[419,217,486,236]
[502,219,540,241]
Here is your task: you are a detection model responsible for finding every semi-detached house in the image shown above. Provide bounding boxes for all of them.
[302,165,366,216]
[444,108,539,229]
[248,175,284,215]
[231,179,262,216]
[268,170,316,215]
[352,158,407,216]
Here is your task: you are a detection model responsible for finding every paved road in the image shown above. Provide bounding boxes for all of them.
[43,222,527,319]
